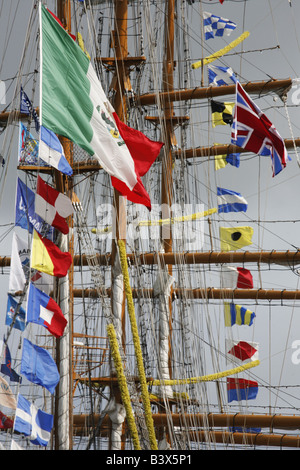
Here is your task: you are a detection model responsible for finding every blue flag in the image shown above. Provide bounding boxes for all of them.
[14,394,53,446]
[15,178,54,238]
[6,295,26,332]
[1,344,22,383]
[208,65,237,86]
[20,87,40,132]
[20,339,59,394]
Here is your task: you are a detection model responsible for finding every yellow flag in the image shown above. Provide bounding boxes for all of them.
[211,101,235,127]
[219,226,253,251]
[215,154,228,170]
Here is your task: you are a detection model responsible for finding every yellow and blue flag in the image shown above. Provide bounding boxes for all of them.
[224,302,256,326]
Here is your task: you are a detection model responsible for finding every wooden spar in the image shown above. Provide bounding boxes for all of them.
[187,431,300,448]
[70,250,300,266]
[15,137,300,175]
[72,412,300,447]
[71,425,300,447]
[73,412,300,430]
[0,79,292,127]
[137,78,293,106]
[72,287,300,301]
[2,250,300,268]
[12,287,300,301]
[71,413,300,448]
[174,138,300,159]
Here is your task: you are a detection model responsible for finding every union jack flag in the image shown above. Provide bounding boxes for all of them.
[231,82,288,176]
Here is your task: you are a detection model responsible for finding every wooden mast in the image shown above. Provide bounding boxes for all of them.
[108,0,129,450]
[160,0,176,402]
[55,0,74,451]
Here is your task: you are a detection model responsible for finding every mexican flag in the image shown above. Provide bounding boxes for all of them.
[39,5,163,209]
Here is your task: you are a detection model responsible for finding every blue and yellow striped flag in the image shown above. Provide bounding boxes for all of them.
[224,302,256,326]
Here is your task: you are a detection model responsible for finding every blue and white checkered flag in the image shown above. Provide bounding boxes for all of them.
[203,12,236,40]
[208,65,237,86]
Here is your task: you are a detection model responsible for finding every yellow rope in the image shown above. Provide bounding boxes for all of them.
[138,207,217,226]
[118,239,158,450]
[77,32,91,60]
[92,207,217,234]
[192,31,250,69]
[106,323,141,450]
[149,360,260,386]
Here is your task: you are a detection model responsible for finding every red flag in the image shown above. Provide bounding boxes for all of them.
[111,113,164,210]
[227,340,258,362]
[35,176,73,235]
[236,267,253,288]
[0,411,13,429]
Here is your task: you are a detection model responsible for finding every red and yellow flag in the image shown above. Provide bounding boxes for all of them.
[30,230,72,277]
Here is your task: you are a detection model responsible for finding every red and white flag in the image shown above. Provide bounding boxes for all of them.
[111,113,164,210]
[35,176,73,234]
[220,266,253,289]
[225,339,259,364]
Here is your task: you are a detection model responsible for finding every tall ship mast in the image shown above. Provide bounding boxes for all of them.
[0,0,300,452]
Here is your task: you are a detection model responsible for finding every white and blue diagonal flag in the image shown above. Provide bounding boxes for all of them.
[203,12,236,40]
[217,187,248,213]
[39,126,73,176]
[13,394,53,447]
[208,65,237,86]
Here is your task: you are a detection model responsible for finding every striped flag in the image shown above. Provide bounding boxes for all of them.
[224,302,256,326]
[217,187,247,213]
[227,378,258,402]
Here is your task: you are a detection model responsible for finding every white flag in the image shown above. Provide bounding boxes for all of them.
[0,376,17,410]
[8,232,28,293]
